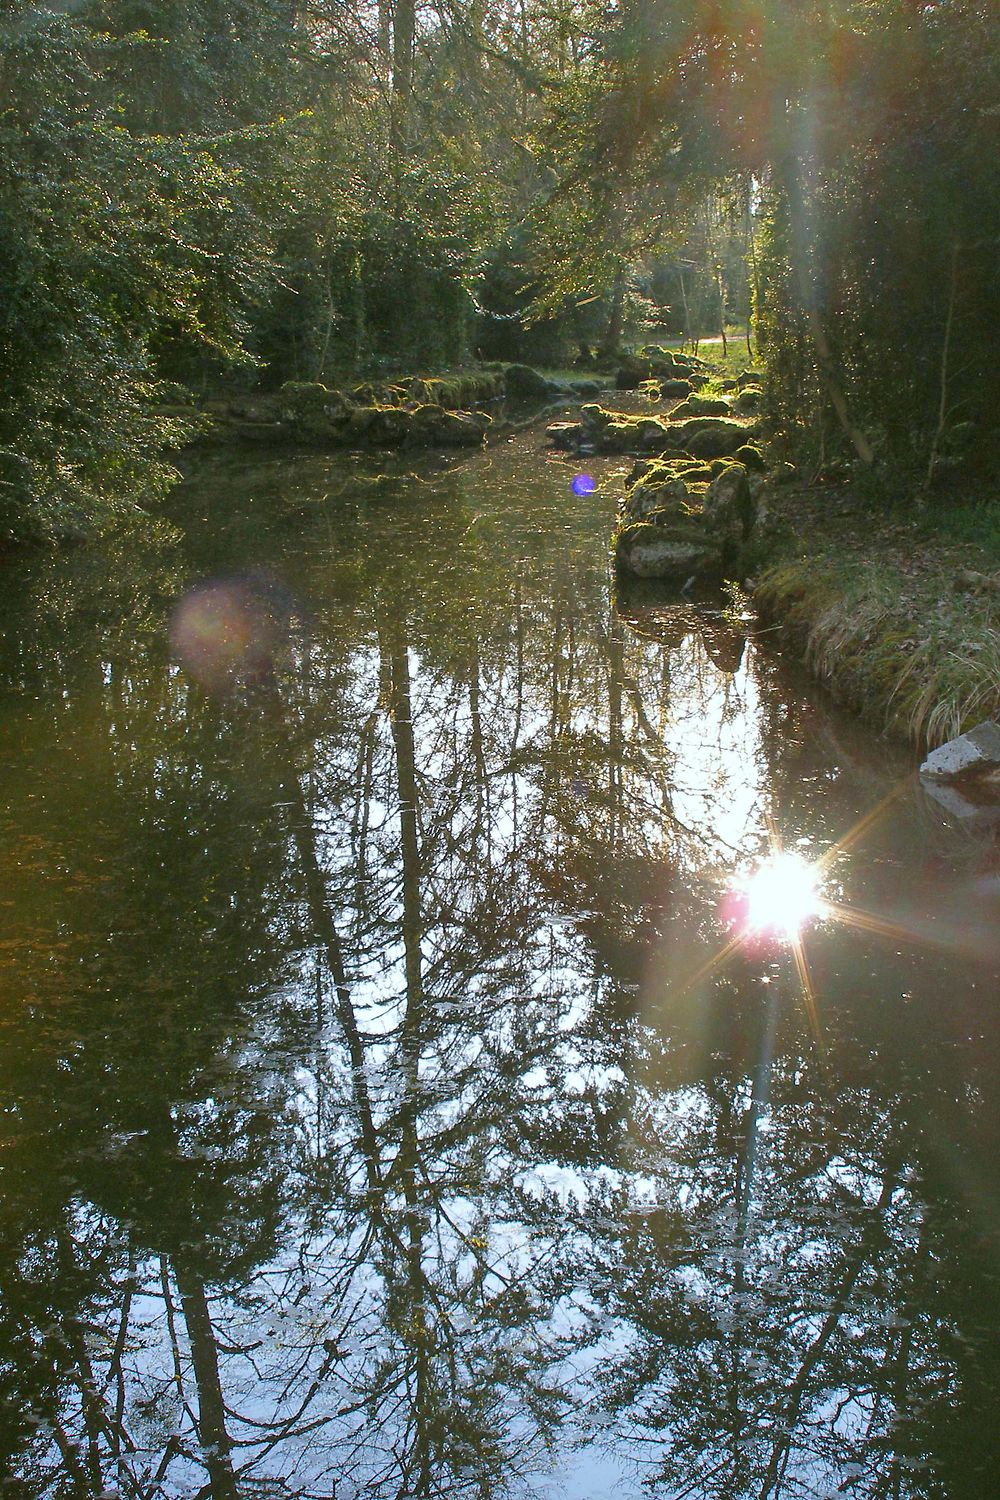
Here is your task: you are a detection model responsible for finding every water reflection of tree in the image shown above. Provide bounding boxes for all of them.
[0,454,998,1497]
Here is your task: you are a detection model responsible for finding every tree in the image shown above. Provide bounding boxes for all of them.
[0,3,294,543]
[536,0,1000,479]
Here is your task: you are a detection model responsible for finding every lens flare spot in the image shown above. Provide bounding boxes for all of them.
[170,577,287,692]
[571,473,597,496]
[736,852,822,940]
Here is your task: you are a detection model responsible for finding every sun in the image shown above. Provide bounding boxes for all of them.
[673,782,918,1051]
[740,851,823,940]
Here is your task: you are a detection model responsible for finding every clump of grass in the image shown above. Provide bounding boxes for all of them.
[754,548,1000,747]
[891,634,1000,745]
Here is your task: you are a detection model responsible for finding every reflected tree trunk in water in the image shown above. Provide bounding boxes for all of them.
[468,632,493,861]
[606,617,625,848]
[280,738,384,1193]
[512,581,525,850]
[880,1216,930,1500]
[758,1164,901,1500]
[174,1265,239,1500]
[736,985,779,1249]
[381,607,424,1045]
[380,607,436,1497]
[350,709,380,929]
[53,1228,117,1494]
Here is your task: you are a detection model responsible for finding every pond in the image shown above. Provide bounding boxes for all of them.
[1,430,998,1499]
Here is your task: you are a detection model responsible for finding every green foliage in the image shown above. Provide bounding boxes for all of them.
[0,5,292,544]
[552,0,1000,487]
[752,0,1000,480]
[14,0,997,548]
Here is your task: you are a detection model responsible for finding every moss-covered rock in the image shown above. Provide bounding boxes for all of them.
[640,344,707,371]
[621,455,728,522]
[670,394,734,419]
[655,378,694,399]
[198,370,498,451]
[503,364,555,401]
[733,386,763,414]
[734,443,766,471]
[615,349,684,388]
[702,462,755,549]
[407,404,491,446]
[580,404,675,453]
[615,520,722,579]
[349,381,383,406]
[279,381,353,441]
[621,476,692,522]
[667,415,752,458]
[347,404,408,443]
[614,448,762,582]
[349,402,490,447]
[626,456,715,487]
[546,421,584,449]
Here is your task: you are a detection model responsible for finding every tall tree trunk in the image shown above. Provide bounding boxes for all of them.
[377,0,392,73]
[779,158,874,465]
[391,0,416,155]
[598,266,626,361]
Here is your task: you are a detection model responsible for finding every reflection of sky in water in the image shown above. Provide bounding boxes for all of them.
[654,637,765,856]
[0,438,998,1498]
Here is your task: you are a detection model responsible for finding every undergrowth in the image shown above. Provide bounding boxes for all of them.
[752,501,1000,748]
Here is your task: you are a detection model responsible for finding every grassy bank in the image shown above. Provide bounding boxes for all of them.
[748,483,1000,749]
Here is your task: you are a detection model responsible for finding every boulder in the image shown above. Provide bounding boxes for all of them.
[279,381,353,441]
[701,462,755,548]
[670,394,733,419]
[504,364,554,401]
[579,404,674,454]
[459,371,505,404]
[626,456,715,488]
[667,416,752,459]
[615,348,690,388]
[348,404,409,444]
[435,408,491,445]
[348,402,489,447]
[408,376,460,406]
[614,356,653,390]
[350,381,387,406]
[733,386,763,414]
[658,378,694,399]
[406,404,490,446]
[615,521,722,580]
[621,479,692,523]
[641,345,708,373]
[734,443,766,471]
[920,720,1000,781]
[547,421,584,449]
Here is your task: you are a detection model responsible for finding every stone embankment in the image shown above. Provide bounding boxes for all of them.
[164,365,605,452]
[612,457,761,582]
[545,344,768,586]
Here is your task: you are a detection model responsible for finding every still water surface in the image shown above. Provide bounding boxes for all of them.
[1,434,999,1499]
